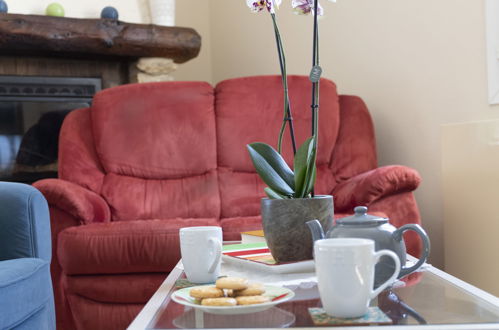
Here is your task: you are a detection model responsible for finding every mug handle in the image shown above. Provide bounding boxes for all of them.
[370,250,401,299]
[207,237,222,274]
[393,224,431,278]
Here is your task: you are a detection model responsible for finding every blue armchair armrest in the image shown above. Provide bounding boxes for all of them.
[0,182,51,262]
[0,182,54,330]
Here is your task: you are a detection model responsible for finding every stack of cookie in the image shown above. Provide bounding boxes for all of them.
[189,277,270,306]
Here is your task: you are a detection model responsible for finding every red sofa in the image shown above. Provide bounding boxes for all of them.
[33,75,422,330]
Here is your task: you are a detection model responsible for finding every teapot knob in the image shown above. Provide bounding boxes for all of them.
[354,206,368,215]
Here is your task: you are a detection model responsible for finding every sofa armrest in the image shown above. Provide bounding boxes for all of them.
[33,179,110,225]
[332,165,421,211]
[0,183,51,262]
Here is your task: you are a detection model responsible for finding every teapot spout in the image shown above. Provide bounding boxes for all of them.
[306,219,325,242]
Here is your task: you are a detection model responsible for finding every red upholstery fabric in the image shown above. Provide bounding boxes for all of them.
[66,293,143,330]
[34,179,110,225]
[102,171,220,221]
[58,219,219,275]
[57,108,106,194]
[64,273,165,303]
[91,82,216,179]
[35,76,423,330]
[331,95,378,181]
[216,76,340,218]
[332,165,421,212]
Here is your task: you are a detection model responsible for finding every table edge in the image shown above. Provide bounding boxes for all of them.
[128,257,499,330]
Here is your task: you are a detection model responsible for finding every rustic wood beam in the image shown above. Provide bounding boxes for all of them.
[0,14,201,63]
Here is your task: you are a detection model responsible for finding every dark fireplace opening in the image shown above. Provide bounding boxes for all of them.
[0,76,101,183]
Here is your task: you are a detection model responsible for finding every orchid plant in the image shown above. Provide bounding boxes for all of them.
[245,0,335,199]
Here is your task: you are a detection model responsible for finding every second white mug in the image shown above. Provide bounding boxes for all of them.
[314,238,401,318]
[179,226,222,284]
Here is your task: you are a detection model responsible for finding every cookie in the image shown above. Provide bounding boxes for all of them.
[234,283,265,296]
[201,297,237,306]
[235,295,270,305]
[216,277,249,290]
[189,286,224,299]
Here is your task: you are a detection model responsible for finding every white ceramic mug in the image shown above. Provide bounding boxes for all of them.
[314,238,401,318]
[179,226,222,284]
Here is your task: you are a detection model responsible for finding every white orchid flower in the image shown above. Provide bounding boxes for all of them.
[292,0,336,16]
[246,0,282,14]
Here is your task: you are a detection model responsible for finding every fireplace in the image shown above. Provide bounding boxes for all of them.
[0,76,101,183]
[0,13,201,184]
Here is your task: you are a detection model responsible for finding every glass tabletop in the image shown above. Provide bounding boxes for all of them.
[145,263,499,329]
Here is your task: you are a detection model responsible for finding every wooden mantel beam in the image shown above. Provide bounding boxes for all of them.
[0,14,201,63]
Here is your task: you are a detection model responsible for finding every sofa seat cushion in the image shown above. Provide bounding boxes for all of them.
[0,258,53,330]
[64,273,166,304]
[58,218,219,275]
[220,216,262,241]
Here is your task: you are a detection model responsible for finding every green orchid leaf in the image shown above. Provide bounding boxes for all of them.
[247,142,295,190]
[264,187,287,199]
[294,137,315,198]
[303,161,317,197]
[247,143,294,196]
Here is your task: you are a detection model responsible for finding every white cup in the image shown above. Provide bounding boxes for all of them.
[179,226,222,284]
[314,238,401,318]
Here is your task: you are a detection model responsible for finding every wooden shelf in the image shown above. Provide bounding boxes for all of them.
[0,14,201,63]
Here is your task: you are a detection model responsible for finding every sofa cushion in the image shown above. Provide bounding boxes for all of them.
[58,219,219,275]
[215,75,340,218]
[91,81,217,179]
[64,273,165,304]
[0,258,53,330]
[102,171,220,221]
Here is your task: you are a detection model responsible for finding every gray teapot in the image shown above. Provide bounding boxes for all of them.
[307,206,430,286]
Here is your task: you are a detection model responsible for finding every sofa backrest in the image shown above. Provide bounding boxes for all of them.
[215,75,340,218]
[58,76,375,221]
[60,82,220,221]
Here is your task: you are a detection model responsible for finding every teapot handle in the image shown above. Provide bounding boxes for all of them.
[393,224,431,278]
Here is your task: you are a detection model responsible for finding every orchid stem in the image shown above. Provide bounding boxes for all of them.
[310,0,320,197]
[271,13,297,155]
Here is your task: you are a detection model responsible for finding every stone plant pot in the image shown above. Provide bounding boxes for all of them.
[261,195,334,262]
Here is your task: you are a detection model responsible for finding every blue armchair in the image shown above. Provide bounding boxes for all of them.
[0,182,55,330]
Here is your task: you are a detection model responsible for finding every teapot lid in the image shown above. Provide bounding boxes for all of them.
[336,206,388,225]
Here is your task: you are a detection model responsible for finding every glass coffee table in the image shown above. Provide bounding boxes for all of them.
[128,256,499,329]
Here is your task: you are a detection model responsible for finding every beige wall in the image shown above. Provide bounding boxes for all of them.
[442,119,499,296]
[8,0,146,23]
[206,0,499,270]
[173,0,212,82]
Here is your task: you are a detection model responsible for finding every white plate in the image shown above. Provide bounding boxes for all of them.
[171,284,295,315]
[172,306,296,328]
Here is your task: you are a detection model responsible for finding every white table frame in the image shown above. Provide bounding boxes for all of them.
[128,257,499,330]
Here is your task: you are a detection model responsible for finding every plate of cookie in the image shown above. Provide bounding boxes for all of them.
[171,276,295,315]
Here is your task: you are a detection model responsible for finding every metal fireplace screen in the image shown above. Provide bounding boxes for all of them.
[0,76,101,183]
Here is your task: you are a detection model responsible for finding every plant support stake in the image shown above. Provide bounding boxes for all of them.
[310,0,321,197]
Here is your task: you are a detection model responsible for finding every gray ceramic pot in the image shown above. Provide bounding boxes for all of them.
[261,195,334,262]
